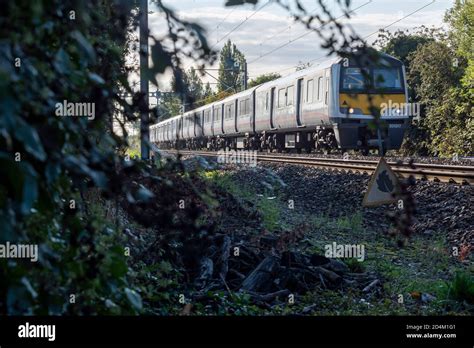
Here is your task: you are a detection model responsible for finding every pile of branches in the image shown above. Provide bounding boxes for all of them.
[118,161,381,313]
[191,232,381,309]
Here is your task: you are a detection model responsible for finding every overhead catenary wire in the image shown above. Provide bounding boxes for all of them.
[257,5,320,47]
[211,7,237,42]
[248,0,373,64]
[158,0,437,118]
[210,0,272,50]
[261,0,437,76]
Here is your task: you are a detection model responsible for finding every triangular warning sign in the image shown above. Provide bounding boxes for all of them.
[363,157,400,207]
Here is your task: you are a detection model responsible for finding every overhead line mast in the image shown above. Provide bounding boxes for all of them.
[139,0,149,160]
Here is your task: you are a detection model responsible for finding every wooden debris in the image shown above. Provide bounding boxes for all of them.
[362,279,380,293]
[191,232,380,308]
[241,255,280,292]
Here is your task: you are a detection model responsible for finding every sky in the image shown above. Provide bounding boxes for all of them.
[146,0,455,91]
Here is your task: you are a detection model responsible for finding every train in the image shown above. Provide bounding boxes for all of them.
[150,50,412,155]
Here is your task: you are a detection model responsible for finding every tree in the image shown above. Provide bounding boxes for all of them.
[171,67,205,111]
[0,0,215,315]
[444,0,474,89]
[374,27,445,102]
[217,39,246,93]
[406,40,472,156]
[374,9,473,156]
[157,92,182,120]
[374,27,444,67]
[248,73,281,88]
[203,82,213,98]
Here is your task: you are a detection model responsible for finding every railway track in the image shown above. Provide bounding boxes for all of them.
[160,149,474,185]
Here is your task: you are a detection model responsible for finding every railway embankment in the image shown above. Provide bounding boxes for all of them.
[109,154,473,315]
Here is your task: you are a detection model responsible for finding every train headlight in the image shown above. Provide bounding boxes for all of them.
[348,108,354,114]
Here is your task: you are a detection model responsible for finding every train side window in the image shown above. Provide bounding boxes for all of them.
[306,79,314,103]
[317,77,323,101]
[286,85,294,106]
[245,99,250,115]
[278,88,285,108]
[239,100,244,116]
[265,92,269,111]
[325,78,329,105]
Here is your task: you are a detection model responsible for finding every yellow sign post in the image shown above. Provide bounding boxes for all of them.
[362,157,401,207]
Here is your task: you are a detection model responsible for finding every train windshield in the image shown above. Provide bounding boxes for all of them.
[373,67,403,90]
[340,66,404,93]
[341,67,370,91]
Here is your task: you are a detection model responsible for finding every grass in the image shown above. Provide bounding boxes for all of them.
[444,271,474,304]
[200,168,473,315]
[201,170,282,231]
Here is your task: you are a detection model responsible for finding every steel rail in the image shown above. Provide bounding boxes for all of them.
[161,150,474,185]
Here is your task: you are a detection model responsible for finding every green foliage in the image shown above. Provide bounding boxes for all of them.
[377,3,473,156]
[248,73,281,88]
[218,39,246,93]
[202,90,234,105]
[344,258,365,273]
[444,271,474,304]
[157,92,182,120]
[445,0,474,62]
[171,67,211,110]
[159,69,214,119]
[0,0,215,315]
[374,26,443,67]
[406,41,472,156]
[0,0,139,315]
[445,0,474,90]
[409,41,462,104]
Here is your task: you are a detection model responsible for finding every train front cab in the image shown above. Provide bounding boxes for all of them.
[330,54,411,154]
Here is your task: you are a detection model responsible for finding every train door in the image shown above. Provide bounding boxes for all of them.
[234,99,238,133]
[211,107,214,135]
[270,87,275,129]
[296,78,303,126]
[323,69,330,116]
[221,104,225,134]
[251,91,256,133]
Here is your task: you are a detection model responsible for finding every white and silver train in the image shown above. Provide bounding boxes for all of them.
[151,51,411,154]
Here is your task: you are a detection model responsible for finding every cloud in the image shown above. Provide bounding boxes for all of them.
[150,1,450,88]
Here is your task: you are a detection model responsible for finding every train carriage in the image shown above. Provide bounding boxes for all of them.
[235,88,255,135]
[152,50,411,154]
[202,106,212,137]
[223,95,237,136]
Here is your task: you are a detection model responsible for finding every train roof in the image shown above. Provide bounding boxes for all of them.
[254,56,341,91]
[153,51,403,127]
